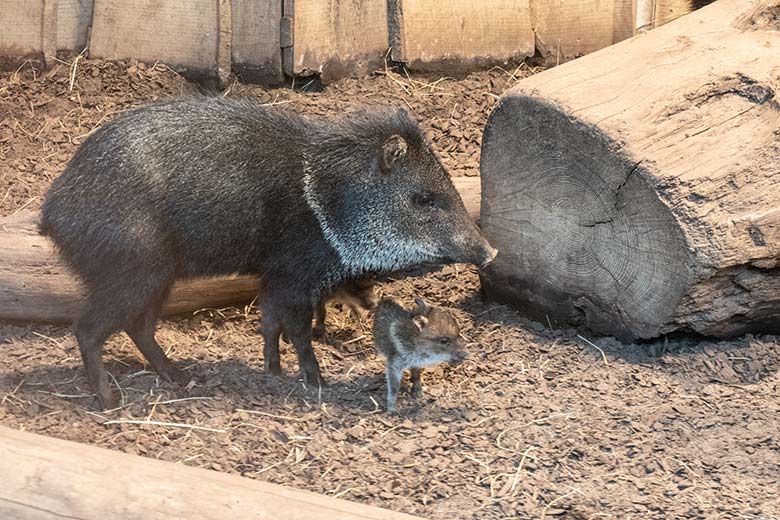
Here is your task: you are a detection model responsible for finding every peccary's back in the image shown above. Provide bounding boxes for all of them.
[40,98,325,280]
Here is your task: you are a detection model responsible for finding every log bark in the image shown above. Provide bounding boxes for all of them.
[479,0,780,340]
[0,177,480,323]
[0,425,422,520]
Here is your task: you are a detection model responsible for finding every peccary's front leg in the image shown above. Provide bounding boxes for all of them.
[281,303,323,386]
[386,360,404,414]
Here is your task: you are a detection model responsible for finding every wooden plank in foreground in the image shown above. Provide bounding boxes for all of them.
[0,426,424,520]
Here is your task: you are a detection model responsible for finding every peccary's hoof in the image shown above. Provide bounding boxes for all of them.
[160,365,190,386]
[312,326,325,340]
[411,387,423,399]
[96,390,118,412]
[301,367,324,388]
[265,361,283,376]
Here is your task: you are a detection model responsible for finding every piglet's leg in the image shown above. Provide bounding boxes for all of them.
[386,361,404,414]
[313,300,327,339]
[409,368,423,398]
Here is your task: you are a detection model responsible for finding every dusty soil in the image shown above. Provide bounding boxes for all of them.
[2,58,780,520]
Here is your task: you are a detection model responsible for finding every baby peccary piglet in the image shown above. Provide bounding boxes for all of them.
[373,298,467,413]
[314,278,378,338]
[282,279,377,341]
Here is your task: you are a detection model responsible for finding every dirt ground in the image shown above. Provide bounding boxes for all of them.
[1,58,779,520]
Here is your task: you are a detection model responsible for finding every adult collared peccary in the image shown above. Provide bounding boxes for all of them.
[40,97,497,410]
[373,298,468,413]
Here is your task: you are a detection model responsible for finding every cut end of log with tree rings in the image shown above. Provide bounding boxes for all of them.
[479,0,780,341]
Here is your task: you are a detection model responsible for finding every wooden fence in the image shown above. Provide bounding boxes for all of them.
[0,0,697,83]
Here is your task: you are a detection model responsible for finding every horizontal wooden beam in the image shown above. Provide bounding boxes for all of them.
[0,426,423,520]
[0,177,480,323]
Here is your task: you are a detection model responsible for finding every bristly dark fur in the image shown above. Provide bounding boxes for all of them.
[40,96,494,409]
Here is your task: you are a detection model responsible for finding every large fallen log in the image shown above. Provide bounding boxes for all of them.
[0,425,422,520]
[479,0,780,340]
[0,177,480,323]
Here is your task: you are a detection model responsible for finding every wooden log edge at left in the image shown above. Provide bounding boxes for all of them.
[0,425,423,520]
[0,177,481,323]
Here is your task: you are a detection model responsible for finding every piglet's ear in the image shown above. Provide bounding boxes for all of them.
[382,135,407,171]
[414,298,430,315]
[412,315,429,332]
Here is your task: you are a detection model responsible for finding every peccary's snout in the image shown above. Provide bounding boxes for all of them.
[477,241,498,268]
[462,228,498,268]
[451,340,469,366]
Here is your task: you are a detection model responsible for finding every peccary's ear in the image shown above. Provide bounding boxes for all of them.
[414,298,430,315]
[412,314,429,332]
[382,135,407,171]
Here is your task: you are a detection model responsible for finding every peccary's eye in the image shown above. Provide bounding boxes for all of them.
[414,192,436,208]
[438,337,449,344]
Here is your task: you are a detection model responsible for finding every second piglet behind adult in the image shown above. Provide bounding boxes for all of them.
[373,298,468,413]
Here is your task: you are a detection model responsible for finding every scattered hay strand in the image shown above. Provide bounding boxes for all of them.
[102,419,226,433]
[510,445,538,497]
[9,196,38,216]
[540,487,585,520]
[145,394,162,421]
[235,409,312,422]
[496,414,573,452]
[577,335,609,366]
[156,396,215,405]
[332,487,362,499]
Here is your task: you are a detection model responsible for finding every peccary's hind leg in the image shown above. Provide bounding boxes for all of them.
[74,288,132,410]
[74,316,117,411]
[75,267,177,409]
[125,282,188,385]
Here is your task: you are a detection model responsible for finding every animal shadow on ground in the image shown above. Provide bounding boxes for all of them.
[0,319,457,416]
[455,290,780,389]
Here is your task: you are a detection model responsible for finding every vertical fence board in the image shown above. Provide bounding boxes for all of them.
[291,0,389,81]
[231,0,283,84]
[531,0,635,64]
[0,0,44,58]
[41,0,58,66]
[57,0,93,52]
[654,0,697,26]
[613,0,636,42]
[90,0,218,73]
[390,0,534,67]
